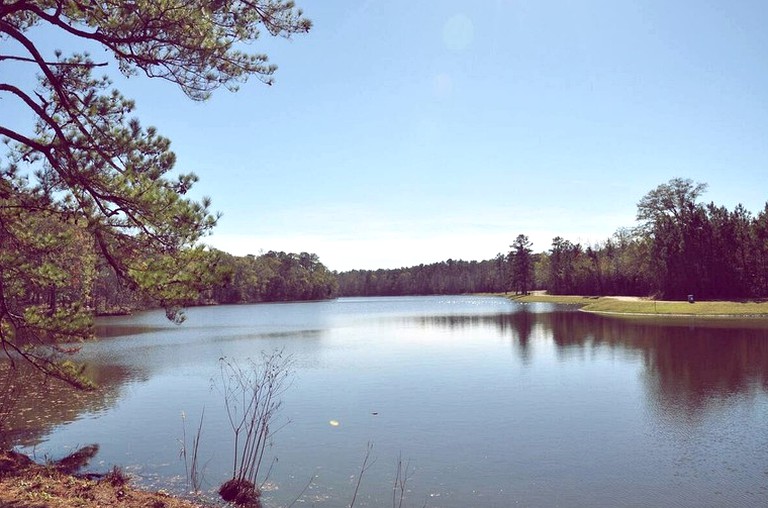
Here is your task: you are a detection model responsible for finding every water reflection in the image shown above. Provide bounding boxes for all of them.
[11,304,768,448]
[93,323,173,339]
[0,359,142,448]
[5,297,768,508]
[416,309,768,417]
[6,300,334,446]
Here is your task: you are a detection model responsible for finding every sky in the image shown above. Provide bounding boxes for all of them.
[6,0,768,271]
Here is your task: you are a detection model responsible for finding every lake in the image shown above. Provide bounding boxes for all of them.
[7,295,768,507]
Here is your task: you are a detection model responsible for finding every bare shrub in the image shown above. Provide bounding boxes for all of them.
[216,351,292,505]
[104,465,129,487]
[348,446,421,508]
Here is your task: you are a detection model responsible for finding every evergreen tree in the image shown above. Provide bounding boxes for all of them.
[509,234,534,295]
[0,1,311,386]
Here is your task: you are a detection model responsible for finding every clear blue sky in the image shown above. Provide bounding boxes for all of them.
[8,0,768,271]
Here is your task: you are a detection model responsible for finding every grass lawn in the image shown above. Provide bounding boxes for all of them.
[505,293,768,316]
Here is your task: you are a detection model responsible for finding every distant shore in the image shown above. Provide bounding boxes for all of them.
[504,292,768,317]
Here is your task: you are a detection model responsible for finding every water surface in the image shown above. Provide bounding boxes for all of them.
[9,296,768,507]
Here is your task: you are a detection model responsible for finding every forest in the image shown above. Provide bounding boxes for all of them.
[93,250,339,314]
[92,177,768,307]
[338,179,768,301]
[43,178,768,318]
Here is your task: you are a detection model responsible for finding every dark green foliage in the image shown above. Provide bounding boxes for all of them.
[509,234,534,295]
[338,258,510,296]
[540,178,768,300]
[1,1,310,386]
[546,237,583,295]
[341,179,768,301]
[207,250,338,304]
[91,249,338,309]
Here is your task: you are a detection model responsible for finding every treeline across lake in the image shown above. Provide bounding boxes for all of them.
[207,250,338,303]
[338,179,768,301]
[337,258,508,297]
[97,178,768,309]
[540,178,768,300]
[95,250,338,314]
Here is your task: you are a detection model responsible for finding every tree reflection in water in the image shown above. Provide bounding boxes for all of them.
[0,359,141,449]
[416,308,768,418]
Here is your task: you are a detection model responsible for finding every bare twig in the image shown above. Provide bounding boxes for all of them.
[286,474,317,508]
[179,412,188,484]
[392,453,414,508]
[349,442,376,508]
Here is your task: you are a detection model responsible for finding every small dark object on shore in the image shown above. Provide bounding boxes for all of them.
[53,444,100,474]
[219,478,261,507]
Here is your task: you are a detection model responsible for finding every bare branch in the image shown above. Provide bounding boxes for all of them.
[349,442,376,508]
[0,54,108,67]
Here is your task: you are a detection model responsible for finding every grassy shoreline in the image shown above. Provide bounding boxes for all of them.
[504,293,768,317]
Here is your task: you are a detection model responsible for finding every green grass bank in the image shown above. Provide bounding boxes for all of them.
[505,293,768,317]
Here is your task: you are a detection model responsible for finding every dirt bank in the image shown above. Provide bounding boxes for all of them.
[0,450,207,508]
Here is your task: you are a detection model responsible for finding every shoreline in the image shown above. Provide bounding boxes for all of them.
[0,450,208,508]
[504,293,768,318]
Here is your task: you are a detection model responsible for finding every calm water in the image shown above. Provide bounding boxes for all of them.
[7,296,768,507]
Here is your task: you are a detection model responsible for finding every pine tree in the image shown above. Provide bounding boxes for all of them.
[0,1,311,386]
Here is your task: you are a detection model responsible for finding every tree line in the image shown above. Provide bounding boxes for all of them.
[540,178,768,300]
[207,250,338,304]
[336,252,538,297]
[96,177,768,306]
[337,179,768,301]
[336,233,541,297]
[337,258,507,296]
[91,249,338,314]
